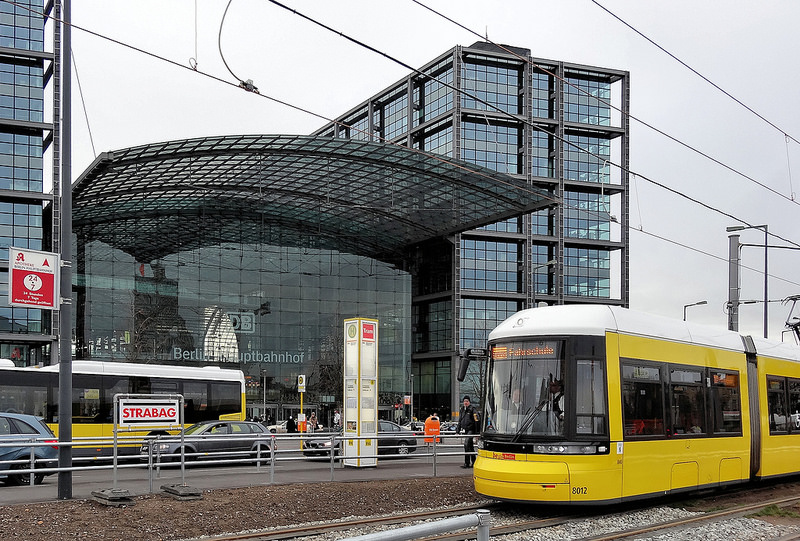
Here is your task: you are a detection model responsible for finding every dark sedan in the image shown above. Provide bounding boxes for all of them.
[303,420,417,458]
[140,420,274,463]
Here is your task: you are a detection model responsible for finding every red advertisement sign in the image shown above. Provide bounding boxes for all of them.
[8,247,59,309]
[362,322,375,341]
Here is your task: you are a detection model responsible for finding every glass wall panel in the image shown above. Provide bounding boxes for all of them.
[563,134,611,184]
[460,298,520,349]
[563,246,610,298]
[461,120,521,174]
[564,76,611,126]
[73,239,411,415]
[564,191,611,240]
[460,238,521,292]
[461,58,522,115]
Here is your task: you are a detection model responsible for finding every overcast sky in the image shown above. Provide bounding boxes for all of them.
[66,1,800,340]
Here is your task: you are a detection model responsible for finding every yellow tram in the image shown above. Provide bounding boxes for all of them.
[470,305,800,504]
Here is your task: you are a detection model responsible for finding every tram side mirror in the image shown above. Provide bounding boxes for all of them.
[457,348,489,382]
[457,355,470,382]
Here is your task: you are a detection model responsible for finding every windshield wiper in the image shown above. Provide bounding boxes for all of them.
[510,397,549,443]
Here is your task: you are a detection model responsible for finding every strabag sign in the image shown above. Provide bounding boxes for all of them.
[118,398,181,427]
[8,247,59,309]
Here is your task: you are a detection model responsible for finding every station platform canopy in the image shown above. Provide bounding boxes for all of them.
[73,134,552,265]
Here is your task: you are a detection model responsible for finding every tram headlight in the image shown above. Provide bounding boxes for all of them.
[533,444,607,455]
[476,439,484,450]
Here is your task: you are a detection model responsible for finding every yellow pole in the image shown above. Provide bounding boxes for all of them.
[299,391,304,449]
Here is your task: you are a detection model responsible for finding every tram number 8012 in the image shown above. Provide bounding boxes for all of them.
[571,486,588,495]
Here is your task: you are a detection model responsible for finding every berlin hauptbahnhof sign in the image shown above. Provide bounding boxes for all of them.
[8,247,60,309]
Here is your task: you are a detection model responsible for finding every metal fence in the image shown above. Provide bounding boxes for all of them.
[0,431,475,492]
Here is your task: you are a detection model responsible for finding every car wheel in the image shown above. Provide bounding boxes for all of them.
[8,464,44,486]
[397,441,410,455]
[251,444,271,464]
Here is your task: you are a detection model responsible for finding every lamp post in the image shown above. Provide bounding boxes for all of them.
[726,225,768,338]
[532,259,557,307]
[683,300,707,321]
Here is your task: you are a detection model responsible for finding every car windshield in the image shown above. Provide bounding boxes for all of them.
[484,340,565,438]
[183,423,209,435]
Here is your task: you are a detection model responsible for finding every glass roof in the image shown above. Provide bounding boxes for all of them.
[73,135,551,265]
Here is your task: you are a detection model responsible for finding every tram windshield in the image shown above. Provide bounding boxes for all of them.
[485,340,566,437]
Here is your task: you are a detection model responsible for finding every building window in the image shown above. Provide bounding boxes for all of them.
[532,69,554,119]
[375,91,408,141]
[531,209,551,236]
[0,1,45,52]
[414,121,453,157]
[460,238,521,293]
[460,298,520,349]
[478,217,520,233]
[563,247,610,298]
[563,134,611,184]
[461,120,521,174]
[564,191,611,240]
[531,128,554,178]
[531,244,554,297]
[461,59,522,115]
[413,300,452,353]
[414,61,453,126]
[564,76,611,126]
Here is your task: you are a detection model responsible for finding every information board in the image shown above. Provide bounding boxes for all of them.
[8,247,59,309]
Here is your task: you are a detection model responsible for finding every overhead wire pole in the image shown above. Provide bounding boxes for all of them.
[57,0,73,500]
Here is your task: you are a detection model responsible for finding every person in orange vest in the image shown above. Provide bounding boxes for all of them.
[424,412,440,444]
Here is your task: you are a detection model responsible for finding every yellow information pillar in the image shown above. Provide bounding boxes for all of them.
[343,318,378,467]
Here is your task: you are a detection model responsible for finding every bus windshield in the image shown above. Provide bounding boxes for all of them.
[485,340,565,437]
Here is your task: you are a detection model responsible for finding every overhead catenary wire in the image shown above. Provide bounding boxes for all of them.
[18,1,800,287]
[590,0,800,149]
[269,0,800,251]
[409,0,800,213]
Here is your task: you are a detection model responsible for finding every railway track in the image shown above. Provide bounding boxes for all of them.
[199,486,800,541]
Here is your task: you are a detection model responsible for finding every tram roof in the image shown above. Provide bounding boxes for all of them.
[73,134,551,266]
[489,305,800,360]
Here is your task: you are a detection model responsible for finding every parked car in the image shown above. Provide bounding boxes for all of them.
[303,420,417,458]
[0,412,58,486]
[140,420,274,463]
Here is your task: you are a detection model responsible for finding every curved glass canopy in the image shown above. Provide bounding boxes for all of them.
[73,134,550,265]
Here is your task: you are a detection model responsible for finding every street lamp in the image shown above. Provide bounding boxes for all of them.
[683,300,707,321]
[532,259,557,307]
[727,225,768,338]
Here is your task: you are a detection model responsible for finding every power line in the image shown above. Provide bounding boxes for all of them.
[23,1,800,288]
[269,0,800,250]
[590,0,800,148]
[410,0,800,211]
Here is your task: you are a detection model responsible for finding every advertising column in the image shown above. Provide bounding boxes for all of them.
[343,318,378,467]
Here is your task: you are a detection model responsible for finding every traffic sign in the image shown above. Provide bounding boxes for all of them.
[298,374,306,392]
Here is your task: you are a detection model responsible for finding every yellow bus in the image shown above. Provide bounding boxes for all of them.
[0,360,246,456]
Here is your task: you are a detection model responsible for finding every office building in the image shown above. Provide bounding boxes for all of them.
[315,42,629,416]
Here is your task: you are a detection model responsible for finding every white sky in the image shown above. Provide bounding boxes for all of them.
[66,0,800,340]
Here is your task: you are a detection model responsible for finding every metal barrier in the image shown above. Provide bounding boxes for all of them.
[0,431,475,492]
[342,509,491,541]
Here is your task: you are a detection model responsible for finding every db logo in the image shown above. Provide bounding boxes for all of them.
[227,312,255,334]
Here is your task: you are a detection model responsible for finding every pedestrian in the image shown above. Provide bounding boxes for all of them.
[286,416,297,433]
[458,395,480,468]
[333,410,341,427]
[309,412,318,432]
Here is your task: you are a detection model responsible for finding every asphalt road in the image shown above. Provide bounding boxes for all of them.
[0,447,472,505]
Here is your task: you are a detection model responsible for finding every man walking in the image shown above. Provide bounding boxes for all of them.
[458,395,479,468]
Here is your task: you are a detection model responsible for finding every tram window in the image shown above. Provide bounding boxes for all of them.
[670,369,705,435]
[789,379,800,432]
[621,363,665,437]
[576,359,606,435]
[767,377,789,433]
[710,371,741,434]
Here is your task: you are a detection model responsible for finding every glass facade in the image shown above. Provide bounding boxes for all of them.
[75,239,411,423]
[317,42,629,419]
[0,0,52,367]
